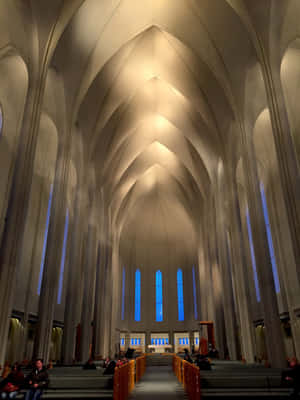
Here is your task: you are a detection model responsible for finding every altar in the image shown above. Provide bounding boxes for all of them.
[148,344,173,353]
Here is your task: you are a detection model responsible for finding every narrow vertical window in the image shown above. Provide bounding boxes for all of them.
[246,209,261,302]
[192,266,198,320]
[57,209,69,304]
[156,270,163,321]
[0,105,3,137]
[135,269,141,321]
[38,185,53,295]
[177,268,184,321]
[121,267,125,320]
[260,183,280,293]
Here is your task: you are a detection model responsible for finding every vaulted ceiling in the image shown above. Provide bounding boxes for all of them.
[4,0,294,268]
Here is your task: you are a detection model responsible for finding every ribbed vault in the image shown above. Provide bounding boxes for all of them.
[47,0,261,269]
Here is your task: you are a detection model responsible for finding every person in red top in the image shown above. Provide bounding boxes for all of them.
[0,363,24,399]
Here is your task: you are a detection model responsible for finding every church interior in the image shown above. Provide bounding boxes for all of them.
[1,1,300,396]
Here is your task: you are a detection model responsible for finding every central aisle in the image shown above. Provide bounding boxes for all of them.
[130,365,187,400]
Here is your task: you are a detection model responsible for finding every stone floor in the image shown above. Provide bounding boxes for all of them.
[130,365,187,400]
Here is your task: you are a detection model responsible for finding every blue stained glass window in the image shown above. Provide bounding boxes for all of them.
[135,338,137,345]
[131,339,134,345]
[57,209,69,304]
[166,338,169,344]
[192,266,198,320]
[0,105,3,137]
[155,339,158,345]
[139,338,141,345]
[177,269,184,321]
[135,269,141,321]
[121,338,125,346]
[179,338,181,345]
[186,338,189,345]
[156,270,163,321]
[151,338,154,345]
[162,339,165,345]
[38,185,53,295]
[246,209,261,302]
[260,183,280,293]
[121,267,125,320]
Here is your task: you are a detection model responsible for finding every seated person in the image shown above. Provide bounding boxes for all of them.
[116,353,128,367]
[195,354,211,370]
[24,359,49,400]
[183,349,193,364]
[0,363,24,399]
[103,357,116,375]
[1,363,11,380]
[83,359,97,370]
[281,359,300,398]
[125,348,135,359]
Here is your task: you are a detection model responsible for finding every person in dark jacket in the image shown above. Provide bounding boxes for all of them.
[195,354,211,370]
[283,359,300,398]
[183,349,193,363]
[24,359,49,400]
[0,363,24,399]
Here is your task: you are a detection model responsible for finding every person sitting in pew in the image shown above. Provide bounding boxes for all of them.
[83,358,97,370]
[24,359,49,400]
[282,359,300,398]
[0,363,24,399]
[195,354,211,371]
[183,349,193,364]
[103,357,116,375]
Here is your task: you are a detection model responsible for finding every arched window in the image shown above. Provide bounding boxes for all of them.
[192,266,198,320]
[156,270,163,321]
[37,185,53,295]
[121,267,125,321]
[135,269,141,321]
[246,209,261,302]
[57,209,69,304]
[177,268,184,321]
[260,183,280,293]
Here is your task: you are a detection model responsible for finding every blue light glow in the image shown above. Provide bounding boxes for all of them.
[57,209,69,304]
[177,269,184,321]
[260,183,280,293]
[246,210,261,302]
[156,270,163,321]
[121,267,125,320]
[38,185,53,295]
[135,269,141,321]
[192,266,198,320]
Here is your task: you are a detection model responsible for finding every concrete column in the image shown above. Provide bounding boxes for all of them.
[260,64,300,285]
[198,224,208,321]
[80,227,97,362]
[92,243,104,360]
[242,135,286,367]
[61,192,85,364]
[110,231,121,357]
[228,182,255,363]
[33,146,71,363]
[125,332,131,351]
[0,77,47,366]
[145,331,151,352]
[189,332,194,352]
[96,209,111,358]
[215,188,239,360]
[207,202,226,359]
